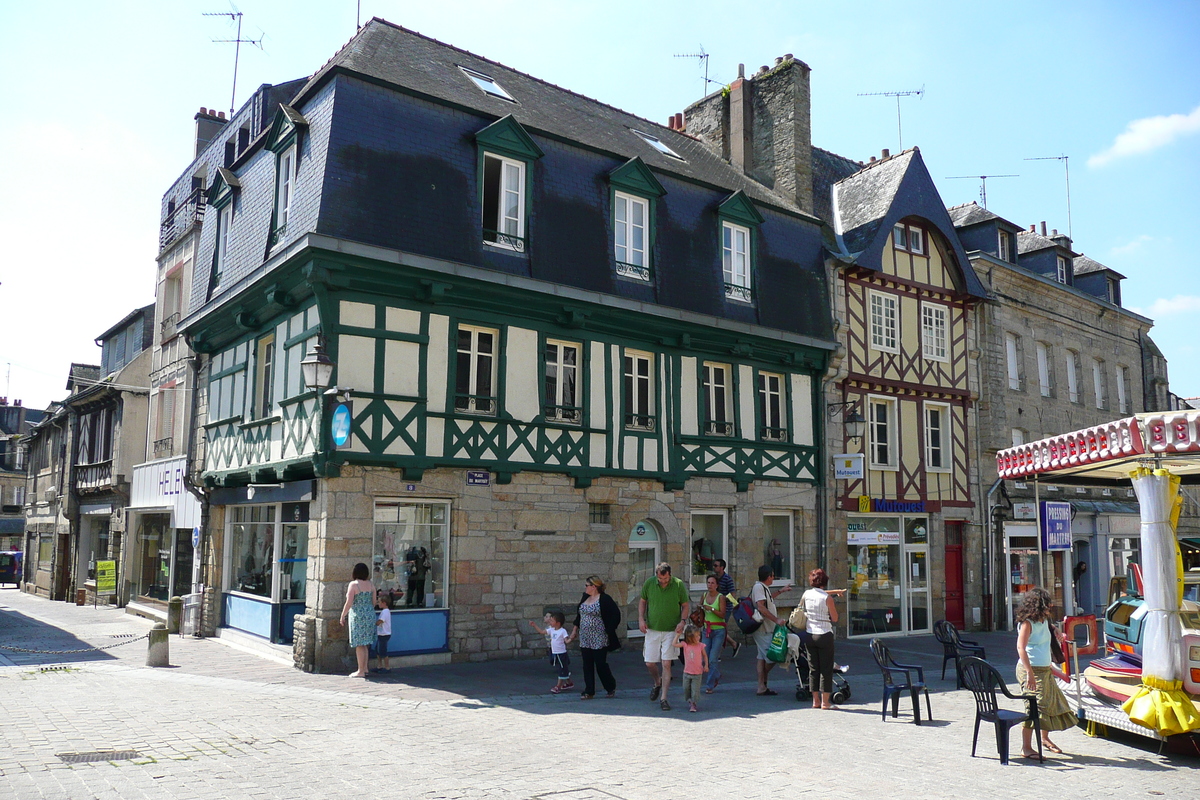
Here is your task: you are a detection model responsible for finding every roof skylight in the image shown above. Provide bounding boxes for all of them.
[632,130,684,161]
[459,66,515,102]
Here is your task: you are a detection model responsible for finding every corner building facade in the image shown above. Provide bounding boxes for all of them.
[175,21,836,670]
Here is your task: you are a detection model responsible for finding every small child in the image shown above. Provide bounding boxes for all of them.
[529,612,573,693]
[372,591,392,674]
[674,624,709,712]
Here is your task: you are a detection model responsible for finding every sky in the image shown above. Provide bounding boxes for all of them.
[1,0,1197,411]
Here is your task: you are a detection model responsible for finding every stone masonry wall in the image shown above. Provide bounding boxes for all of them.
[303,465,818,671]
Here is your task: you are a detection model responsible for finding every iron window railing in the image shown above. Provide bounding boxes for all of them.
[624,413,656,432]
[454,394,497,415]
[159,188,205,251]
[616,261,651,282]
[760,426,789,442]
[483,229,527,252]
[543,405,582,424]
[724,282,753,303]
[705,420,734,436]
[152,437,174,458]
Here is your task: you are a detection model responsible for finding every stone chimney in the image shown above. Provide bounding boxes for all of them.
[684,54,814,215]
[194,107,229,158]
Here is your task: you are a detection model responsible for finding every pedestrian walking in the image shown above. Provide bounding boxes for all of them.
[638,562,690,711]
[750,565,789,696]
[1016,587,1077,758]
[529,612,574,693]
[801,568,843,709]
[674,624,709,712]
[568,576,621,699]
[700,574,727,693]
[339,562,377,678]
[713,559,741,657]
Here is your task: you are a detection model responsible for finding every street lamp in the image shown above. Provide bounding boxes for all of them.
[300,339,335,391]
[845,409,866,444]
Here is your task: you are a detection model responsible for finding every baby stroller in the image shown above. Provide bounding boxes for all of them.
[786,629,851,704]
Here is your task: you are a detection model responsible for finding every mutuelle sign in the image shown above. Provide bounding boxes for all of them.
[857,495,926,514]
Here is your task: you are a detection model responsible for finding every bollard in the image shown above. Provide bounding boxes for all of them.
[146,623,170,667]
[76,589,86,606]
[167,596,183,634]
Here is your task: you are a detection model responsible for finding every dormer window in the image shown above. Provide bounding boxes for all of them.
[893,222,926,255]
[460,66,515,102]
[997,230,1011,262]
[1056,255,1068,284]
[632,130,683,161]
[1107,277,1120,305]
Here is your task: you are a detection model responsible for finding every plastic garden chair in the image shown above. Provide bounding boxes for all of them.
[869,638,933,725]
[959,656,1042,765]
[933,619,986,688]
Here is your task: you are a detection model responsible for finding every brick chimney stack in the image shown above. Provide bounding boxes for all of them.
[194,107,229,158]
[683,54,814,215]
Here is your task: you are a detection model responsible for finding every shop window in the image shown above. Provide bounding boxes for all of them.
[373,500,449,610]
[134,513,172,602]
[1110,537,1140,582]
[763,512,794,584]
[689,510,727,588]
[228,505,276,599]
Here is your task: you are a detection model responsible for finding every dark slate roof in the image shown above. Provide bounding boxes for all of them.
[946,201,1021,231]
[1016,229,1069,255]
[96,304,154,342]
[1073,254,1126,279]
[66,363,101,391]
[833,150,914,254]
[291,18,805,216]
[828,148,987,298]
[812,146,863,224]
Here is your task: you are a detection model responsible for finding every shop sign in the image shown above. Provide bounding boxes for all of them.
[870,498,926,514]
[96,560,116,593]
[847,528,902,545]
[1012,501,1037,520]
[1040,501,1072,551]
[466,470,491,486]
[331,401,353,449]
[834,454,864,480]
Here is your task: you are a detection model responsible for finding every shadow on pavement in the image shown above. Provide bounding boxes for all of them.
[0,604,125,667]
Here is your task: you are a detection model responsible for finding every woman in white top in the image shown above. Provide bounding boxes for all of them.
[802,568,842,709]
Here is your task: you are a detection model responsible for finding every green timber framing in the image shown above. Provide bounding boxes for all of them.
[184,233,835,491]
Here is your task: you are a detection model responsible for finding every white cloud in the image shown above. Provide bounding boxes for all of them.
[1088,104,1200,167]
[1110,234,1152,256]
[1132,296,1200,318]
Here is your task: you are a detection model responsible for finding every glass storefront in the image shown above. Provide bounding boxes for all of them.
[229,505,275,597]
[134,513,172,602]
[373,500,448,610]
[847,515,931,636]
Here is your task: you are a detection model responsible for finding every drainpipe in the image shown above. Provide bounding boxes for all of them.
[984,477,1004,630]
[182,354,210,637]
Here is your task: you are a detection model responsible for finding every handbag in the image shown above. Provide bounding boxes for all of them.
[789,602,808,631]
[766,621,789,663]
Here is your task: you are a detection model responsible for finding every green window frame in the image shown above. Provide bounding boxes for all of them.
[474,115,543,254]
[608,157,665,282]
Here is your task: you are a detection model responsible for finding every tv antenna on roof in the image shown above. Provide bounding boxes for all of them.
[674,46,721,89]
[1025,155,1072,240]
[204,5,265,119]
[858,85,924,151]
[945,174,1018,209]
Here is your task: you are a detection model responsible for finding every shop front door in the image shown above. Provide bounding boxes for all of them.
[626,519,661,638]
[944,544,964,628]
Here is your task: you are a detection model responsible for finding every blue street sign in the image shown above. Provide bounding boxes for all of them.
[1040,501,1072,551]
[192,526,201,548]
[331,402,352,447]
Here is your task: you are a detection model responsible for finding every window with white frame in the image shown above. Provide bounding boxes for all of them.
[274,147,295,237]
[544,340,580,423]
[1056,256,1068,284]
[893,222,926,255]
[459,66,515,101]
[757,371,787,441]
[1011,428,1025,447]
[1117,365,1129,413]
[689,510,727,587]
[763,512,794,584]
[214,203,233,286]
[614,192,649,279]
[1093,358,1106,409]
[921,303,948,361]
[925,402,950,471]
[722,222,751,301]
[455,326,498,414]
[998,230,1011,262]
[702,362,733,436]
[1036,341,1052,397]
[623,351,654,430]
[868,396,897,468]
[1066,349,1080,403]
[482,154,525,250]
[14,485,26,507]
[1005,332,1023,391]
[255,334,276,419]
[869,291,898,352]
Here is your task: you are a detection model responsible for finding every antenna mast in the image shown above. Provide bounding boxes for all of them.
[945,174,1018,208]
[857,86,924,150]
[674,46,721,90]
[1025,155,1072,239]
[204,7,264,118]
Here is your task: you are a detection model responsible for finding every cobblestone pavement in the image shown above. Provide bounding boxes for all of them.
[2,588,1196,799]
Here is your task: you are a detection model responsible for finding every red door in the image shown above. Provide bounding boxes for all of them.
[944,522,965,628]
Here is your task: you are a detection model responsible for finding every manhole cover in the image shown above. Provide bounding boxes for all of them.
[57,750,141,764]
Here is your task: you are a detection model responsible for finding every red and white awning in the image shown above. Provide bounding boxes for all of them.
[996,410,1200,483]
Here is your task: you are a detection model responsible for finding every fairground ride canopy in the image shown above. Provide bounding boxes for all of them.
[996,410,1200,485]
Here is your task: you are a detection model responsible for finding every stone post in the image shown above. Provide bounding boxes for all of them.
[146,623,170,667]
[167,596,183,634]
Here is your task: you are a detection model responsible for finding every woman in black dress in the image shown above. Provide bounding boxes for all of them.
[567,575,621,699]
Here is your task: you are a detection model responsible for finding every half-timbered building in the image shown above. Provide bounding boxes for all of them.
[823,148,987,638]
[174,20,836,669]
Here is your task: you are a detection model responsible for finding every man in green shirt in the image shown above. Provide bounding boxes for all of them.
[638,562,690,711]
